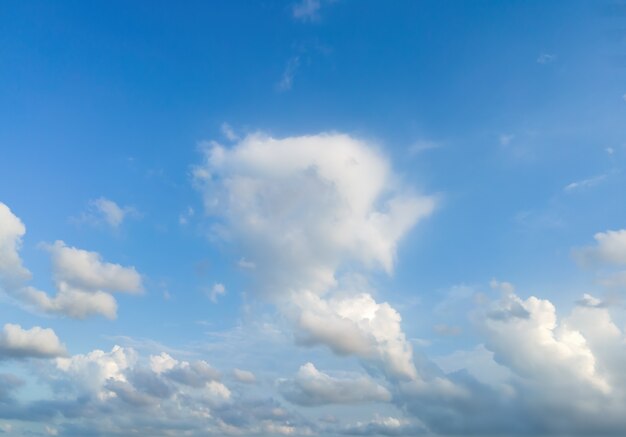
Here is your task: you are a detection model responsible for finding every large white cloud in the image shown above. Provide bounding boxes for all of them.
[481,286,610,394]
[0,323,67,359]
[193,133,435,380]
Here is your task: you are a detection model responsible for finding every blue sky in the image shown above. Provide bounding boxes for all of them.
[1,1,626,436]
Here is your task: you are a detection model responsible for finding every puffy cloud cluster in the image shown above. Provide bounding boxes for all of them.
[0,202,142,319]
[193,133,435,380]
[394,285,626,436]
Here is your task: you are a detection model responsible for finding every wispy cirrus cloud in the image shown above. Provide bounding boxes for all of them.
[564,173,609,192]
[276,56,300,92]
[537,53,556,64]
[292,0,322,22]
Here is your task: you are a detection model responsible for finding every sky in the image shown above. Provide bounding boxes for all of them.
[1,1,626,436]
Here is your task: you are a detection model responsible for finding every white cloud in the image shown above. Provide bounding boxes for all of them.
[209,282,226,303]
[395,283,626,436]
[233,368,256,383]
[280,362,391,406]
[482,290,610,394]
[45,240,142,293]
[574,229,626,266]
[194,133,434,286]
[0,202,31,289]
[52,345,235,421]
[0,203,143,319]
[19,284,119,319]
[82,197,138,229]
[292,0,321,22]
[0,323,67,359]
[576,293,609,308]
[150,352,178,374]
[0,341,316,436]
[193,132,435,380]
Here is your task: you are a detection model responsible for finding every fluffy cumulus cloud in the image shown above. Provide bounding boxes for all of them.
[482,287,610,394]
[392,283,626,436]
[280,362,391,406]
[0,203,31,289]
[193,133,435,380]
[0,324,66,359]
[288,291,417,379]
[0,203,143,319]
[18,241,142,319]
[46,241,142,293]
[574,229,626,266]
